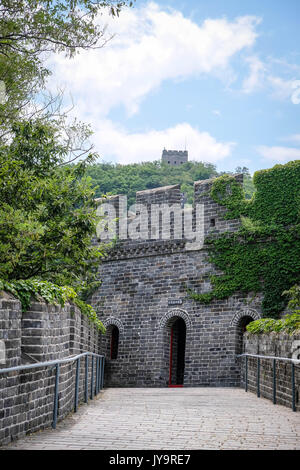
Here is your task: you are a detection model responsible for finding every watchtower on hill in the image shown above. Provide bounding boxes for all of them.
[162,149,188,166]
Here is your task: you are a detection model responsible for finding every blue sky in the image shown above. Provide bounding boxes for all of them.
[49,0,300,174]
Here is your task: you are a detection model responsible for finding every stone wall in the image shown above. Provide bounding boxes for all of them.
[91,248,262,388]
[0,292,103,446]
[90,174,264,388]
[243,332,300,411]
[194,174,243,237]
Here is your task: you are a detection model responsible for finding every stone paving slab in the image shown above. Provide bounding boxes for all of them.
[2,388,300,450]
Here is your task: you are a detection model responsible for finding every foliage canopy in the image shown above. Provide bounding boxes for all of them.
[0,278,106,332]
[246,285,300,334]
[86,160,256,206]
[0,119,108,297]
[0,0,134,144]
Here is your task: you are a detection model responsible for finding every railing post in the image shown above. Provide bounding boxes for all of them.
[95,356,99,396]
[292,362,296,412]
[85,355,89,403]
[74,358,80,412]
[245,355,248,392]
[257,357,260,398]
[90,356,94,400]
[98,357,101,392]
[52,363,60,429]
[99,356,102,390]
[98,356,101,394]
[101,356,105,389]
[273,359,276,405]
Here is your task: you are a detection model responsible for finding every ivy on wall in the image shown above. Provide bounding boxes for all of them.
[188,160,300,318]
[246,286,300,334]
[245,313,300,334]
[209,174,248,219]
[0,279,106,333]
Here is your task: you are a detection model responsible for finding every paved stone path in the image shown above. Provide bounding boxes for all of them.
[3,388,300,450]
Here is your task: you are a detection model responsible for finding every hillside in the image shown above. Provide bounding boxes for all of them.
[86,161,255,206]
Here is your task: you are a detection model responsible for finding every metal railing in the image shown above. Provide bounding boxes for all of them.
[0,352,105,429]
[238,353,300,412]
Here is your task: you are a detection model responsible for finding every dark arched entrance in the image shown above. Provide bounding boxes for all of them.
[234,315,255,387]
[110,325,119,360]
[235,316,254,355]
[168,317,186,387]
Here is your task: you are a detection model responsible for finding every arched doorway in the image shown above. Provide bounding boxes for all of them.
[231,310,260,387]
[235,316,256,355]
[101,317,124,387]
[103,324,120,360]
[110,325,119,360]
[102,323,120,387]
[230,309,261,356]
[168,317,186,387]
[102,317,124,360]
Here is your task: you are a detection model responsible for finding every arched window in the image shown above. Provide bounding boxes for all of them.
[110,325,119,360]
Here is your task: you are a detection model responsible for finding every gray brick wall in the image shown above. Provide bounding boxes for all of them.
[0,292,22,369]
[91,174,264,388]
[243,333,300,411]
[0,294,103,446]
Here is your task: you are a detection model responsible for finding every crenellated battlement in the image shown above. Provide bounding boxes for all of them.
[162,149,188,156]
[136,184,181,205]
[96,174,243,209]
[95,174,244,260]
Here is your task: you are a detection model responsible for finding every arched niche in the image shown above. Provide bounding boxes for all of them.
[159,309,190,387]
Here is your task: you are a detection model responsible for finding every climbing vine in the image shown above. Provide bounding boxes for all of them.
[245,313,300,334]
[0,278,106,333]
[209,174,248,219]
[246,285,300,334]
[187,160,300,318]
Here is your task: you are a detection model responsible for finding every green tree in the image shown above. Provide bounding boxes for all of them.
[0,1,133,327]
[0,0,134,288]
[0,0,134,140]
[86,160,219,206]
[0,120,106,294]
[234,166,255,200]
[283,285,300,313]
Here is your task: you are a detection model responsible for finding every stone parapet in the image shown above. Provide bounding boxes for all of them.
[0,293,103,446]
[243,332,300,411]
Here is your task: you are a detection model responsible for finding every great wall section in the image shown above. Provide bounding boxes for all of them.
[0,174,299,447]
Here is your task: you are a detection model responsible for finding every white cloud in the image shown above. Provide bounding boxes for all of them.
[242,56,266,93]
[241,54,300,103]
[256,145,300,162]
[280,134,300,143]
[267,76,298,101]
[49,3,260,116]
[91,120,235,164]
[46,2,259,164]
